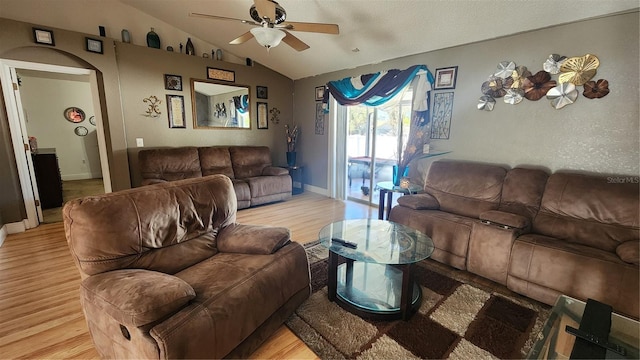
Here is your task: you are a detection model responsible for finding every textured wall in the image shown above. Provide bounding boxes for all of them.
[293,11,639,190]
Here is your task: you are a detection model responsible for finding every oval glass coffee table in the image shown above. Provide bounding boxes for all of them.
[318,219,434,320]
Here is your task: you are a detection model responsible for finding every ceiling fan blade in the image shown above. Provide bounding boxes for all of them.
[229,31,255,45]
[282,31,310,51]
[280,21,339,34]
[189,12,259,26]
[254,0,276,22]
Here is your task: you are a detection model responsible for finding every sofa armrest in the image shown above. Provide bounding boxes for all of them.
[141,179,168,186]
[396,193,439,210]
[217,223,291,254]
[81,269,195,327]
[616,241,639,265]
[479,210,530,230]
[262,166,289,176]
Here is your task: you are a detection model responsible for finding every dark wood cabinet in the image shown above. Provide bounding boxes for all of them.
[31,148,63,209]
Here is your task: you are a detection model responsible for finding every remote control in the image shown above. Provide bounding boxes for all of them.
[565,326,627,356]
[331,238,357,249]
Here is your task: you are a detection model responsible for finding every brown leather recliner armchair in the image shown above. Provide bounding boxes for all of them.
[63,175,311,359]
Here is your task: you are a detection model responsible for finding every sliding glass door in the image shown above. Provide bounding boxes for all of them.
[345,89,413,206]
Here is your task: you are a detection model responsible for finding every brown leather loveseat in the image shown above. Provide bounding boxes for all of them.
[63,175,311,358]
[390,160,639,318]
[138,146,292,209]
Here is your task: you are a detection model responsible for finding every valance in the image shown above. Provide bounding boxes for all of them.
[324,64,434,108]
[233,95,249,114]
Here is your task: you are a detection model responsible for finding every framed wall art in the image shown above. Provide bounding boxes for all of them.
[256,86,268,99]
[434,66,458,90]
[315,86,325,101]
[166,95,186,128]
[315,102,324,135]
[85,37,103,54]
[164,74,183,91]
[430,92,454,139]
[33,28,55,46]
[207,67,235,82]
[64,107,85,123]
[257,102,268,129]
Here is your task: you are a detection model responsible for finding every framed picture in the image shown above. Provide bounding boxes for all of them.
[257,102,268,129]
[164,74,182,91]
[315,86,325,101]
[434,66,458,90]
[33,28,54,46]
[207,67,235,82]
[315,102,325,135]
[166,95,186,128]
[430,92,454,139]
[85,37,103,54]
[63,107,85,123]
[256,86,268,99]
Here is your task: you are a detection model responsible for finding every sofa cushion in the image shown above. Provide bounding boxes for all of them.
[424,160,507,218]
[160,243,310,359]
[229,146,272,179]
[64,176,237,276]
[81,269,195,327]
[532,173,640,252]
[396,193,440,210]
[139,147,202,182]
[499,167,548,219]
[617,241,640,265]
[199,147,235,178]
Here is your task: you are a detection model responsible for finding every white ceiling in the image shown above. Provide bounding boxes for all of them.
[2,0,638,80]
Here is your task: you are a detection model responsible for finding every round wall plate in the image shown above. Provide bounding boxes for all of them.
[74,126,88,136]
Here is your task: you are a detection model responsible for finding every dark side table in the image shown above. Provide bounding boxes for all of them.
[287,166,303,195]
[377,181,422,220]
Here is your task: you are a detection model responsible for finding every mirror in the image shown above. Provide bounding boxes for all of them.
[191,79,251,129]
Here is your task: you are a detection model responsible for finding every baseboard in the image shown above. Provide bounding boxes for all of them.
[5,221,26,234]
[304,184,329,196]
[0,225,7,247]
[61,173,97,181]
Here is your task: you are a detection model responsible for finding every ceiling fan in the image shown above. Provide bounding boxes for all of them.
[190,0,339,51]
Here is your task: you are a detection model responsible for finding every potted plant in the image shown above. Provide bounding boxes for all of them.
[285,124,299,166]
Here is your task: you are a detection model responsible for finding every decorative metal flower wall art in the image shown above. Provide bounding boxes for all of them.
[546,82,578,109]
[522,71,557,101]
[477,54,609,111]
[477,95,496,111]
[494,61,516,78]
[510,66,532,89]
[543,54,567,74]
[504,89,524,104]
[481,76,513,98]
[583,79,610,99]
[559,54,599,85]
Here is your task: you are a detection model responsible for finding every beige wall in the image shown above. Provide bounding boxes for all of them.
[294,11,640,190]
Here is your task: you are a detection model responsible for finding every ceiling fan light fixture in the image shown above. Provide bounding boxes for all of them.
[250,27,286,49]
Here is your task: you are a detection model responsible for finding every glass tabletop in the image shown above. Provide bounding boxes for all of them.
[377,181,422,194]
[318,219,434,265]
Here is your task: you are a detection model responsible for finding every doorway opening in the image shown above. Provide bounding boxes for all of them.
[0,59,111,229]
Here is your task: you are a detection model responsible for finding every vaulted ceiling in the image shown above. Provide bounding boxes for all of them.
[2,0,638,80]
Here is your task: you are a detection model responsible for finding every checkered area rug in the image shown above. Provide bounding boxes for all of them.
[286,243,550,359]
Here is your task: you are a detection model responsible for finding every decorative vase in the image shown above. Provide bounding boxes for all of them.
[121,29,130,43]
[392,165,409,186]
[216,48,223,60]
[286,152,297,167]
[146,28,160,48]
[186,38,195,55]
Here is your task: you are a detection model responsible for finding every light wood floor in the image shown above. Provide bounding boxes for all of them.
[0,192,376,359]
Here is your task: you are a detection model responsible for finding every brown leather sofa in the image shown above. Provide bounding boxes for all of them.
[390,160,639,318]
[63,175,311,359]
[138,146,292,209]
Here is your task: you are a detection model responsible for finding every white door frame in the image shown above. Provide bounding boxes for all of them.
[0,59,111,229]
